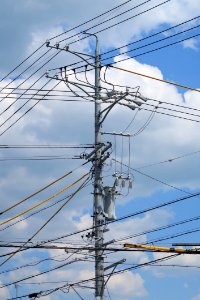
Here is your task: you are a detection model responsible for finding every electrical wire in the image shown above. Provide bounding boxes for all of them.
[4,253,178,299]
[0,144,94,149]
[64,0,171,45]
[0,81,61,136]
[48,0,135,41]
[0,49,52,94]
[110,64,200,94]
[136,149,200,169]
[64,30,200,80]
[0,160,88,215]
[0,174,90,267]
[115,214,200,242]
[0,173,89,226]
[38,189,200,247]
[0,43,45,83]
[55,14,200,71]
[114,158,200,195]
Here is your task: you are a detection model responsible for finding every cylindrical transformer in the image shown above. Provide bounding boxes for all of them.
[103,187,116,221]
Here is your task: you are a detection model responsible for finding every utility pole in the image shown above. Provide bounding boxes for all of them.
[93,34,105,300]
[45,34,146,299]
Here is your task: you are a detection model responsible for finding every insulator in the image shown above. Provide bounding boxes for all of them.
[114,177,119,187]
[55,42,59,49]
[121,179,126,188]
[129,179,133,189]
[46,40,50,47]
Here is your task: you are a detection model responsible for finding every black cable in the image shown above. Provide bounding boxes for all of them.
[52,14,200,71]
[116,214,200,242]
[110,31,200,65]
[0,156,81,162]
[146,225,200,245]
[0,77,52,127]
[115,159,200,196]
[48,0,135,41]
[100,23,200,64]
[49,0,172,72]
[0,44,45,83]
[0,144,94,149]
[65,0,171,45]
[0,48,62,120]
[3,253,186,300]
[0,81,61,136]
[59,0,155,44]
[0,49,52,94]
[1,257,80,289]
[39,190,200,245]
[0,175,91,267]
[65,30,200,78]
[137,149,200,169]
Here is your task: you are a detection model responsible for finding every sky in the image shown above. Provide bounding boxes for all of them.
[0,0,200,299]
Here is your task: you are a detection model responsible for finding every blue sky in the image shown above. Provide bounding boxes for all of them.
[0,0,200,299]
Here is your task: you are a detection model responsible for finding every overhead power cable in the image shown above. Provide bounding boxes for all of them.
[0,49,52,93]
[0,144,93,149]
[0,156,82,162]
[60,0,156,44]
[110,65,200,94]
[63,0,171,45]
[0,161,88,216]
[48,0,135,41]
[0,81,61,136]
[0,194,73,232]
[136,149,200,169]
[0,173,89,226]
[0,173,90,267]
[0,44,45,83]
[49,14,200,71]
[0,0,135,86]
[6,253,178,299]
[115,214,200,243]
[65,30,200,80]
[114,159,199,196]
[38,190,200,246]
[146,225,200,245]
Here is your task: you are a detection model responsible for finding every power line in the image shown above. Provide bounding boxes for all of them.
[64,0,171,45]
[38,190,200,246]
[0,160,89,215]
[53,11,198,72]
[64,30,200,79]
[0,44,45,83]
[0,144,93,149]
[115,214,200,243]
[0,174,90,267]
[48,0,135,41]
[110,64,200,94]
[0,81,61,136]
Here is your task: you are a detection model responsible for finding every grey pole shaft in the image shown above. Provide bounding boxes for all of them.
[94,37,105,300]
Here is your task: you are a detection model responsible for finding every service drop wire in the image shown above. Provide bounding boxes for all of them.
[0,173,90,267]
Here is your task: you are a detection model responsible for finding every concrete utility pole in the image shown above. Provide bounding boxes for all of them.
[93,34,105,300]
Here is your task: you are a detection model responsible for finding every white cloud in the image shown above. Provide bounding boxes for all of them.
[108,271,147,299]
[193,294,200,300]
[182,38,199,51]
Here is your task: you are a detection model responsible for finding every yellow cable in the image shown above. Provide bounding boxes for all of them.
[111,65,200,94]
[0,164,85,215]
[124,243,200,253]
[0,174,90,268]
[0,172,89,226]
